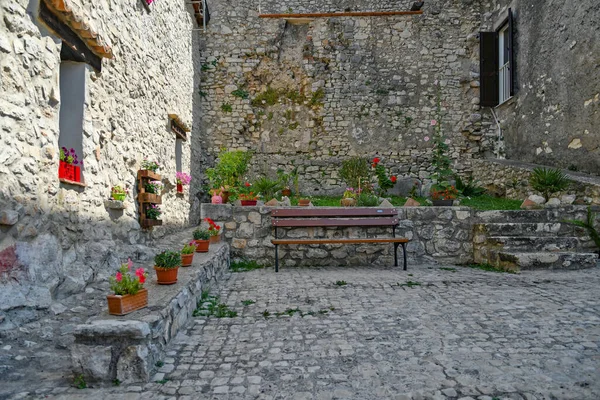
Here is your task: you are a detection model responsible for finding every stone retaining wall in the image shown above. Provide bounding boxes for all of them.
[201,204,475,266]
[71,243,229,384]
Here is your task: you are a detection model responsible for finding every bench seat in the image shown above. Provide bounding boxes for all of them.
[270,207,409,272]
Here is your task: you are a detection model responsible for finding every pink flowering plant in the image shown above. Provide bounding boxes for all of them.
[145,180,163,194]
[109,259,147,296]
[343,187,362,199]
[176,172,192,186]
[146,204,161,220]
[141,159,160,172]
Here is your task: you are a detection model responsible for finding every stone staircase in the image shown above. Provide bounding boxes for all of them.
[473,209,599,272]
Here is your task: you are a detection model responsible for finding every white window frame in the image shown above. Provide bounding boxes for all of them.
[498,24,511,105]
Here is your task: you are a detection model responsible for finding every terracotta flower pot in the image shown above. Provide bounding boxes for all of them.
[221,191,230,204]
[181,253,194,267]
[298,199,311,207]
[241,200,257,206]
[210,235,221,244]
[177,183,183,193]
[340,198,357,207]
[107,289,148,316]
[195,239,210,253]
[282,189,292,197]
[432,199,454,206]
[154,266,179,285]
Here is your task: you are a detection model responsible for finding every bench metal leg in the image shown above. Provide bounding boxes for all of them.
[394,243,399,267]
[275,244,279,272]
[402,242,407,271]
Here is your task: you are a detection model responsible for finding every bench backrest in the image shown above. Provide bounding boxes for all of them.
[271,208,399,227]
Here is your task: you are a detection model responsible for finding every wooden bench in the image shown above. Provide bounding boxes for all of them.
[271,208,409,272]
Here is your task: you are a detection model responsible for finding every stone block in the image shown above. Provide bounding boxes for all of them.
[117,345,150,384]
[404,198,420,207]
[232,239,247,249]
[0,210,18,225]
[248,212,261,225]
[71,344,113,381]
[237,223,254,238]
[74,320,151,340]
[389,178,422,197]
[202,204,233,221]
[104,200,126,210]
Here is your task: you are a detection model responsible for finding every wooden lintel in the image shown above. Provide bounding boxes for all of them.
[259,10,423,19]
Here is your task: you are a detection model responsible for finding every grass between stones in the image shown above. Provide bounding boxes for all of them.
[394,281,422,288]
[73,374,87,389]
[241,299,255,306]
[230,259,267,272]
[193,291,238,318]
[262,307,336,319]
[335,280,347,286]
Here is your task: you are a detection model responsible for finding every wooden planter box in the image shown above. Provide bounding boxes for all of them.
[106,289,148,316]
[142,219,163,228]
[137,170,161,180]
[138,193,162,204]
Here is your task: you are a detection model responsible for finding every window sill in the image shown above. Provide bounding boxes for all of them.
[59,178,87,187]
[495,96,515,109]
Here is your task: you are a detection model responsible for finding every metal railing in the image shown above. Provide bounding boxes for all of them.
[499,62,511,104]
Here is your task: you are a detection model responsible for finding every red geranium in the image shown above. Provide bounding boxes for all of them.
[373,157,380,164]
[391,176,397,183]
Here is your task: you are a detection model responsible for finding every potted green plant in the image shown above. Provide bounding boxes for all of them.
[205,150,253,203]
[431,186,459,206]
[340,188,359,207]
[111,185,128,201]
[154,250,181,285]
[277,169,292,197]
[107,259,148,315]
[193,229,211,252]
[239,182,260,206]
[181,242,196,267]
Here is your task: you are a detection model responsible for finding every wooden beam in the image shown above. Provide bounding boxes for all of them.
[259,10,423,19]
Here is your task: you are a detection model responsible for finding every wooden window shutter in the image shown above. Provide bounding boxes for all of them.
[508,8,516,96]
[480,31,499,107]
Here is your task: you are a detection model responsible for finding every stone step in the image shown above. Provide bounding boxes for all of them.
[485,236,582,252]
[474,208,593,223]
[496,251,598,271]
[475,222,577,237]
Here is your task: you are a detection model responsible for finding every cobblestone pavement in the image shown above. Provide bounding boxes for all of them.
[17,264,600,399]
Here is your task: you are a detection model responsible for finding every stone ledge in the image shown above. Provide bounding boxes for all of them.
[71,242,230,384]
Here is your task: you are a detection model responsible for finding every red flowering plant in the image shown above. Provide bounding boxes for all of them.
[371,157,397,197]
[431,186,459,201]
[204,218,221,237]
[237,181,260,201]
[109,259,147,296]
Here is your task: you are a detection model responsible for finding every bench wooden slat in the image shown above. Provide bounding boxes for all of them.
[271,208,397,218]
[272,238,409,245]
[273,217,398,227]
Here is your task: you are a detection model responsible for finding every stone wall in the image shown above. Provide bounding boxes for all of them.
[201,204,475,266]
[480,0,600,174]
[0,1,198,316]
[195,0,495,196]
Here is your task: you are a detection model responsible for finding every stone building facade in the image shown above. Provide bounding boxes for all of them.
[0,0,198,326]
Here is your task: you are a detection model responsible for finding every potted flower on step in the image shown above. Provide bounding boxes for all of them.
[204,218,222,243]
[111,185,128,201]
[181,242,196,267]
[107,259,148,315]
[193,228,211,252]
[154,250,181,285]
[176,172,192,194]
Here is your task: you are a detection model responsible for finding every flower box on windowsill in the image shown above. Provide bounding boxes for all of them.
[59,178,86,187]
[138,193,162,204]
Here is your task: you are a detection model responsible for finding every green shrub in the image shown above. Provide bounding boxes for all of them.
[456,176,486,197]
[154,250,181,269]
[340,157,371,190]
[357,193,380,207]
[529,167,570,200]
[221,103,233,113]
[253,176,283,199]
[231,89,249,99]
[205,149,253,188]
[193,229,210,241]
[251,86,280,107]
[563,207,600,254]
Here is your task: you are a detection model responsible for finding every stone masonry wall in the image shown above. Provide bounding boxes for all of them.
[480,0,600,174]
[195,0,496,196]
[0,0,198,320]
[201,204,475,267]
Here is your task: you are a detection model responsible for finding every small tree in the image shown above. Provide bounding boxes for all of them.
[529,167,570,201]
[340,157,371,191]
[428,82,454,192]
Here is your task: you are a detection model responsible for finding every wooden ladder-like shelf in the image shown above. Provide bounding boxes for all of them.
[137,170,163,229]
